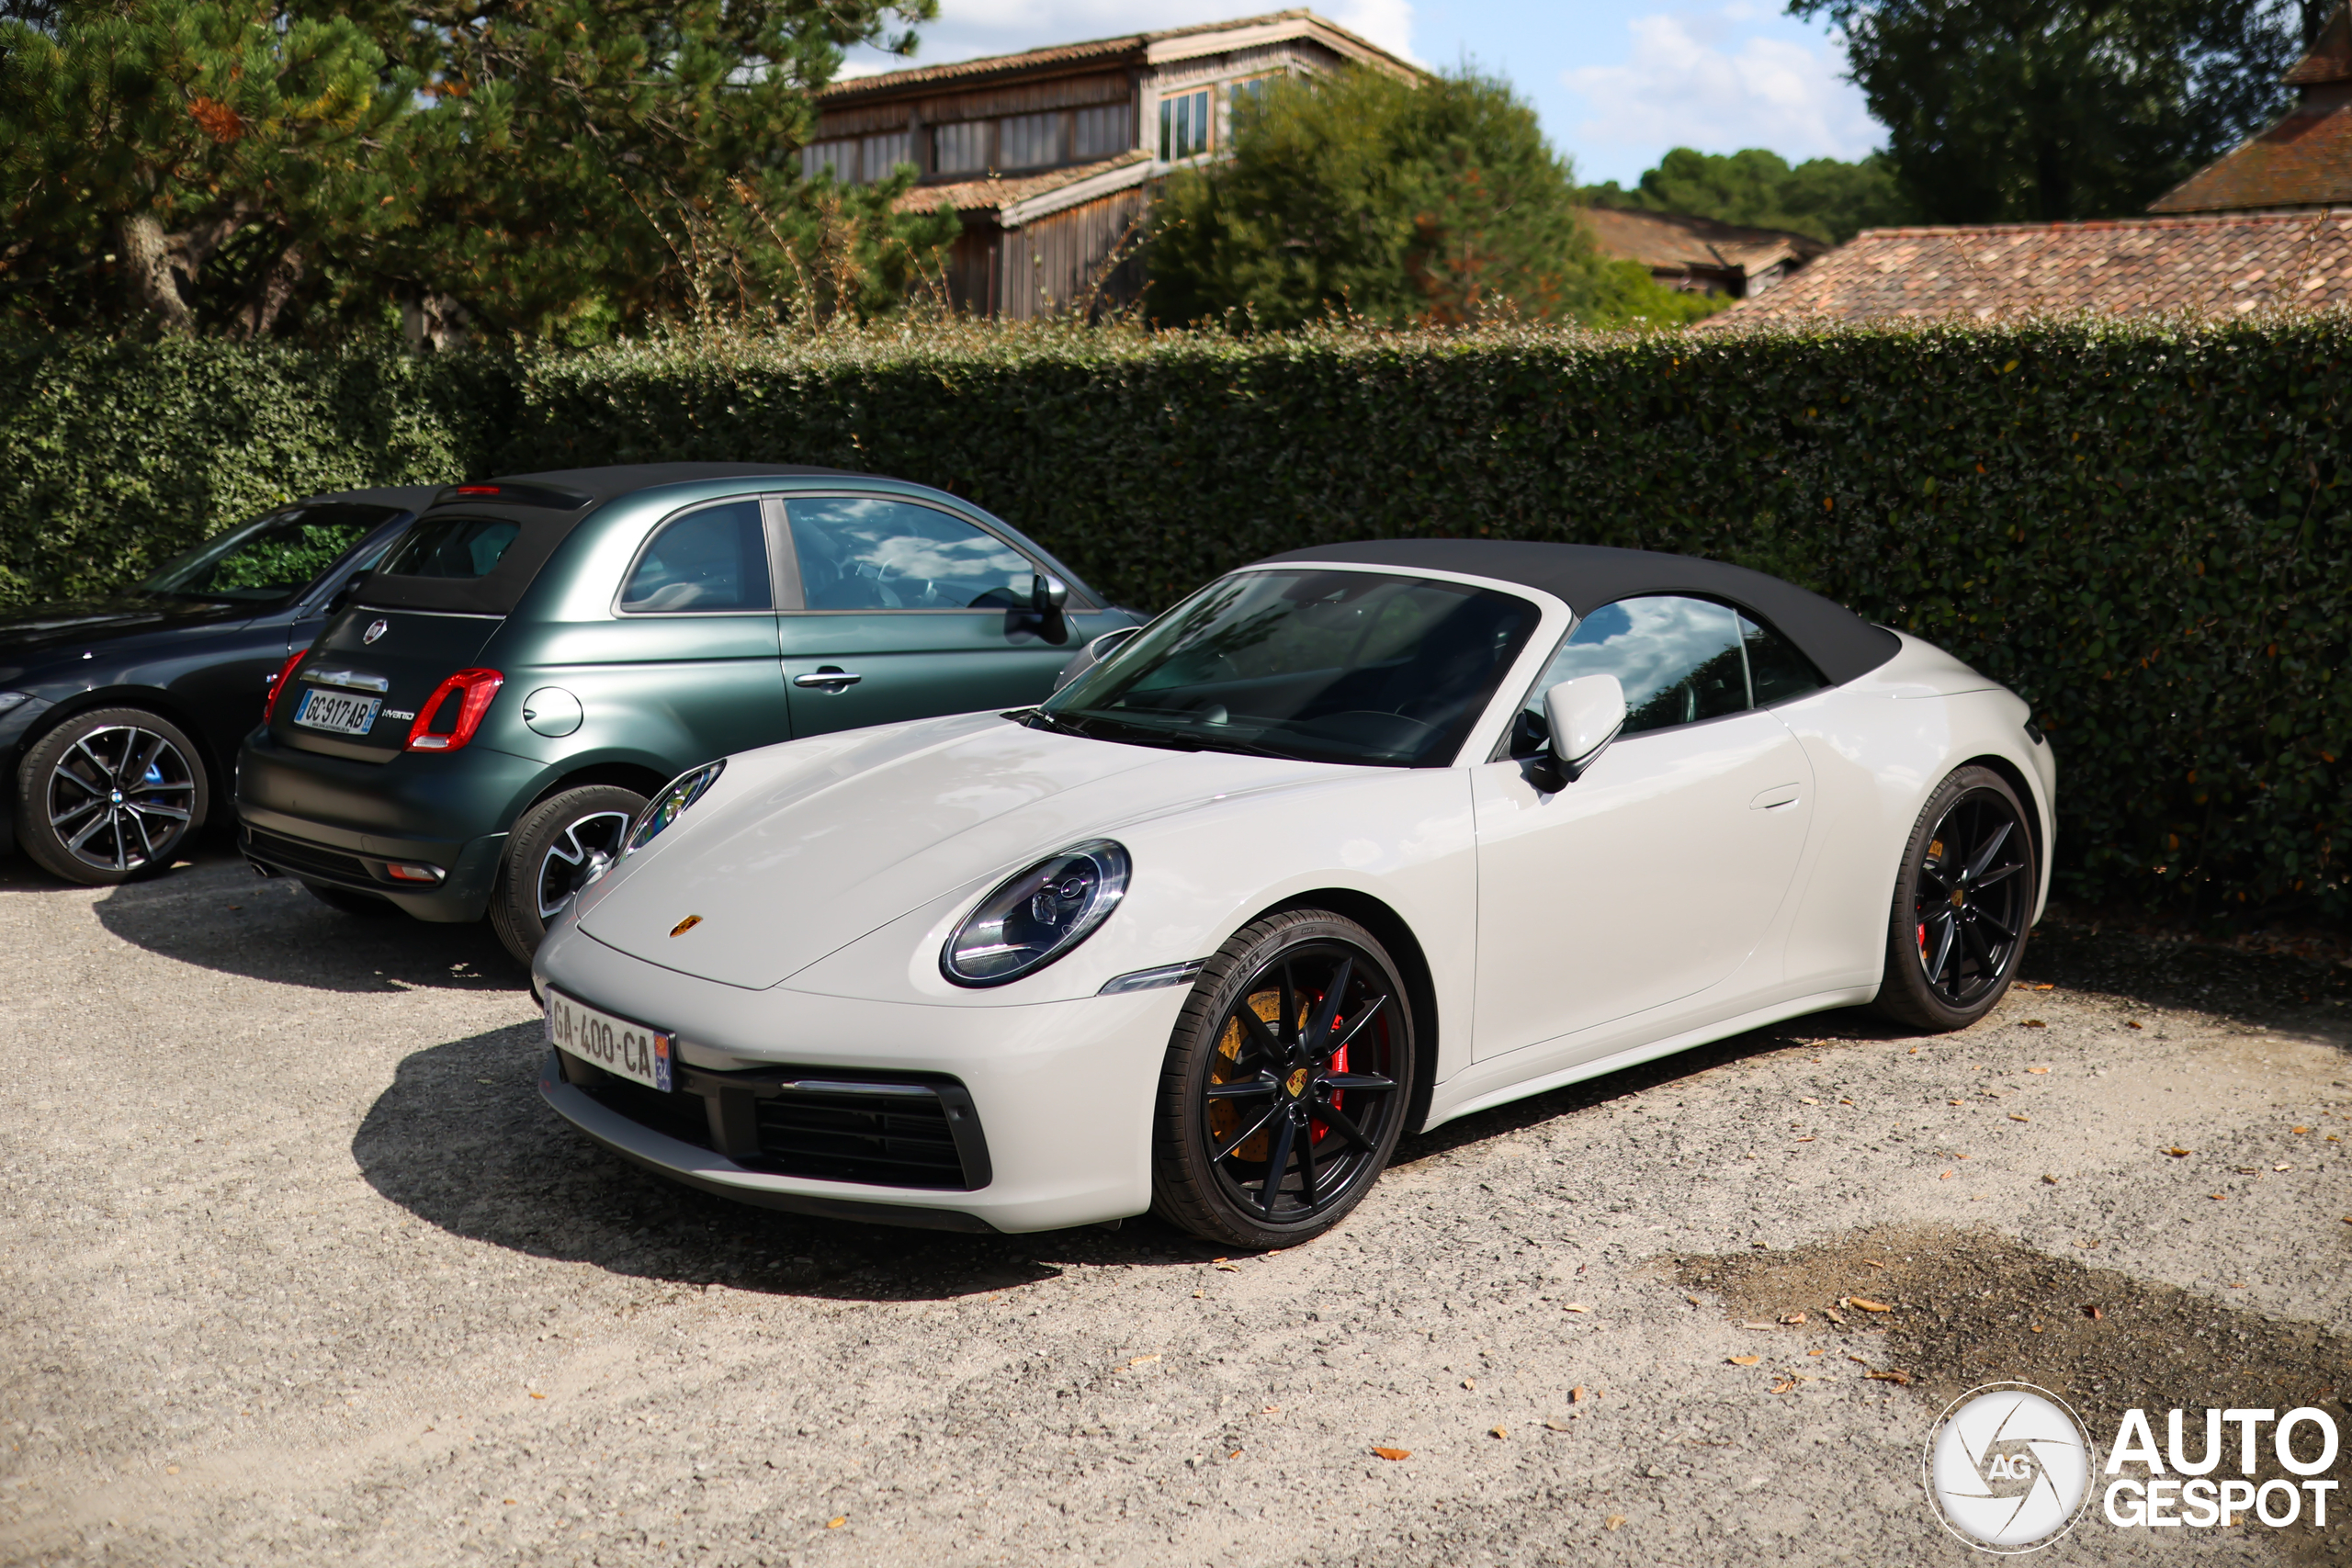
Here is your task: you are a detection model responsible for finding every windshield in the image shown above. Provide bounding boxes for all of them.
[141,502,397,605]
[1042,569,1537,766]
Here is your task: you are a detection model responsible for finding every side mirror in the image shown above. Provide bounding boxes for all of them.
[1031,573,1069,615]
[322,572,366,617]
[1051,625,1140,693]
[1535,674,1625,787]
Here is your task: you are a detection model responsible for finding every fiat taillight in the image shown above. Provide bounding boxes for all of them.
[263,649,309,723]
[405,669,504,752]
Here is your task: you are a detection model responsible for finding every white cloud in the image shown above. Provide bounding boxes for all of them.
[845,0,1417,76]
[1563,10,1877,166]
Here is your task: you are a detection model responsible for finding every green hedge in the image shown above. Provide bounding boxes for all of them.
[2,321,2346,925]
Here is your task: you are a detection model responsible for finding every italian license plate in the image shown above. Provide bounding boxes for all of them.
[293,686,383,737]
[547,989,673,1091]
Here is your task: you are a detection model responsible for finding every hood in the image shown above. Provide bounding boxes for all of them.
[573,712,1331,990]
[0,597,253,674]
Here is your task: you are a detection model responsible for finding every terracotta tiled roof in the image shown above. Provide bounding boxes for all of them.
[1708,210,2352,325]
[819,9,1408,103]
[2151,4,2352,211]
[893,152,1149,217]
[1577,207,1827,280]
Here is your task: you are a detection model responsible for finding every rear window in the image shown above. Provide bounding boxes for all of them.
[378,516,522,579]
[359,504,582,615]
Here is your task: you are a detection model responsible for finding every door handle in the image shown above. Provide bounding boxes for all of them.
[793,668,863,693]
[1749,783,1802,810]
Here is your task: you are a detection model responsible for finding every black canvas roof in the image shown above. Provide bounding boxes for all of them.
[1262,538,1900,686]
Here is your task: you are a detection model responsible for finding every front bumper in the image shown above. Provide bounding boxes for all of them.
[533,923,1189,1234]
[236,726,541,920]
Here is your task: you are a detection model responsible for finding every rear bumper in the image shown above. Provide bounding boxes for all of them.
[235,726,543,919]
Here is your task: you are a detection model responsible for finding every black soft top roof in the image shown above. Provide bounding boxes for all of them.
[1261,538,1899,686]
[360,463,868,615]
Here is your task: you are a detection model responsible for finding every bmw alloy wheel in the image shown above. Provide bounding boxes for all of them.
[41,721,198,875]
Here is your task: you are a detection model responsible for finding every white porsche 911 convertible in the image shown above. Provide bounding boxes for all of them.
[533,539,2054,1248]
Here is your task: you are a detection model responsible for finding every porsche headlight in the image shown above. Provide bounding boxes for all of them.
[942,840,1130,987]
[625,760,725,856]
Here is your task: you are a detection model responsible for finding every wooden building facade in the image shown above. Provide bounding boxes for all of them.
[807,10,1420,319]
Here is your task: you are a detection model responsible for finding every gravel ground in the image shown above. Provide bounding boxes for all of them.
[2,845,2349,1566]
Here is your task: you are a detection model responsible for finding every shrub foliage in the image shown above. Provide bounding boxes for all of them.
[1,320,2345,924]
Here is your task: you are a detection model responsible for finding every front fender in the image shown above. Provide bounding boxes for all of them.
[778,765,1481,1084]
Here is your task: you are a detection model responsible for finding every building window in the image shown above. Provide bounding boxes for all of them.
[1073,102,1129,160]
[933,119,989,175]
[859,130,913,181]
[799,139,858,182]
[1230,75,1274,123]
[1159,89,1210,161]
[998,112,1062,170]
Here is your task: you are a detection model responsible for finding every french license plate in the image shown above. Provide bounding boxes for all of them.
[547,989,673,1091]
[293,686,382,737]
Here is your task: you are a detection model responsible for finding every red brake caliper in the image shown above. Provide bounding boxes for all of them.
[1312,1027,1347,1145]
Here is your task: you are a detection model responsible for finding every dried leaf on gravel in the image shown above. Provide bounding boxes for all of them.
[1866,1371,1913,1385]
[2041,1174,2060,1184]
[1605,1515,1625,1530]
[1684,1294,1702,1306]
[1823,1307,1845,1325]
[2030,983,2054,990]
[2084,1304,2104,1320]
[827,1517,847,1529]
[2009,1113,2031,1122]
[2020,1020,2047,1029]
[1545,1419,1572,1431]
[1800,1098,1819,1105]
[1215,1263,1239,1272]
[1863,1259,1885,1269]
[2165,1147,2193,1157]
[2127,1021,2144,1029]
[1849,1298,1893,1313]
[1372,1447,1411,1461]
[2293,1125,2312,1134]
[1125,1355,1160,1368]
[1781,1312,1807,1325]
[2210,1193,2230,1201]
[1793,1135,1815,1143]
[2275,1163,2291,1171]
[1727,1355,1762,1366]
[2027,1066,2050,1074]
[1939,1170,1955,1179]
[1490,1427,1509,1439]
[1564,1303,1590,1313]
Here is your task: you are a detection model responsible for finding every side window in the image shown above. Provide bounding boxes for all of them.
[1739,613,1827,706]
[786,497,1035,611]
[1518,595,1747,747]
[620,500,771,614]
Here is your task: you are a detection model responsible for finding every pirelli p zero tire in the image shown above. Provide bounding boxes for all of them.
[1150,909,1417,1250]
[490,784,646,965]
[1873,764,2037,1033]
[14,706,209,886]
[301,879,399,917]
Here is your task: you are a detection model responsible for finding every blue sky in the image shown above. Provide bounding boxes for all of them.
[841,1,1883,186]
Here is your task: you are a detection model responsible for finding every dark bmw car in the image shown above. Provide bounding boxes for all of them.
[0,487,436,884]
[235,463,1138,964]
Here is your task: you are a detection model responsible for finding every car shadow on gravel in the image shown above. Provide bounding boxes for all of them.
[88,847,521,995]
[353,1024,1238,1301]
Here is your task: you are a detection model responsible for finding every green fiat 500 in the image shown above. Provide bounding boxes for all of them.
[236,463,1137,962]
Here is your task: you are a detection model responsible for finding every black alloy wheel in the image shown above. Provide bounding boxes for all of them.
[1874,764,2035,1032]
[15,707,208,886]
[1152,909,1416,1248]
[490,784,647,965]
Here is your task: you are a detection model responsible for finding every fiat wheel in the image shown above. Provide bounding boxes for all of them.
[15,707,208,886]
[1151,909,1417,1249]
[1874,765,2036,1032]
[490,784,646,964]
